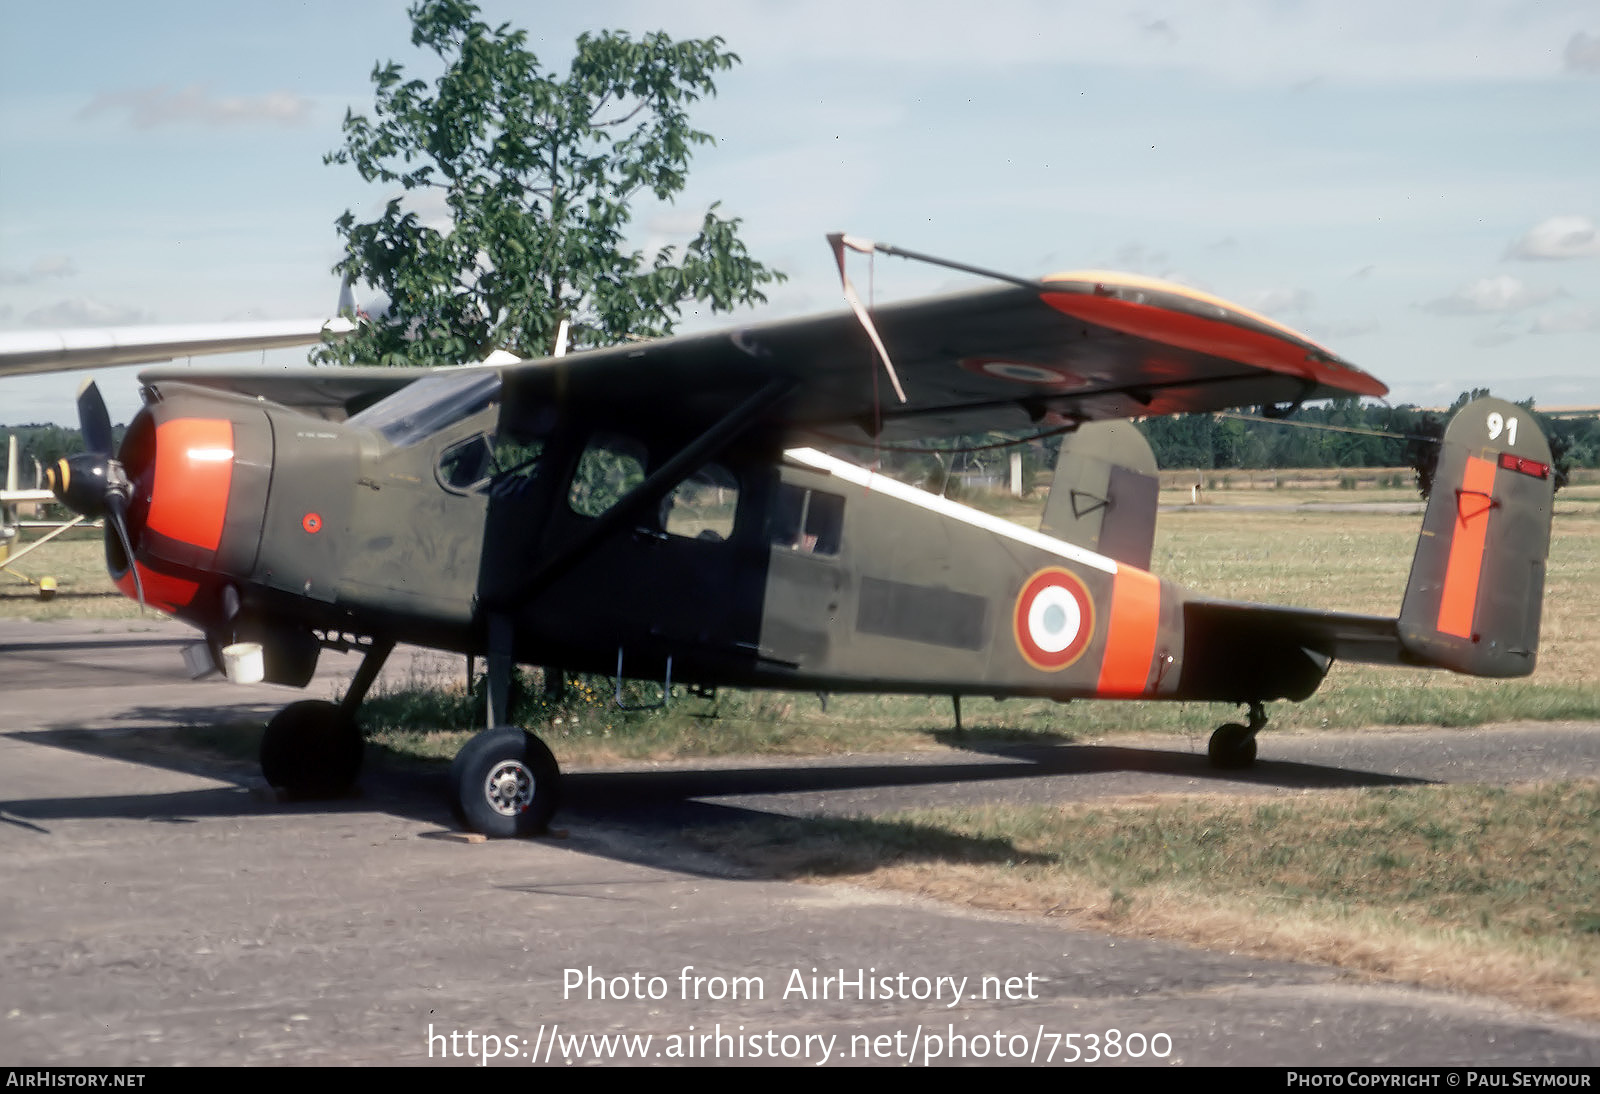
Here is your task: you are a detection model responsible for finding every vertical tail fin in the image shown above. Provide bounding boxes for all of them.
[1041,421,1160,569]
[1398,397,1554,677]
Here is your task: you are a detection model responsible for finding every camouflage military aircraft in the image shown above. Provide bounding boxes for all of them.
[7,248,1556,837]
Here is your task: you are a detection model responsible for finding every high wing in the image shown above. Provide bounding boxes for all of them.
[0,317,355,378]
[135,269,1385,438]
[509,270,1385,441]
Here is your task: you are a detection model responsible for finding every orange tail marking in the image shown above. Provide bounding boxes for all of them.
[1436,455,1497,639]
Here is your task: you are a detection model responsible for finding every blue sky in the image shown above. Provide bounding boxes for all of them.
[3,0,1598,425]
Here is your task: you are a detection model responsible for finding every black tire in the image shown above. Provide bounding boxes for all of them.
[260,700,363,797]
[1207,722,1258,769]
[450,727,560,838]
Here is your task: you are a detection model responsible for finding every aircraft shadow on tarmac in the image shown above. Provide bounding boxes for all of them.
[1,721,1430,879]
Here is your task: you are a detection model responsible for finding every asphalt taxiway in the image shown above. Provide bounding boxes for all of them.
[2,620,1597,1067]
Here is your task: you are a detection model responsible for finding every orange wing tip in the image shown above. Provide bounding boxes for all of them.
[1039,270,1387,398]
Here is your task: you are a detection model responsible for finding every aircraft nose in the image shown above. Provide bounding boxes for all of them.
[100,413,240,614]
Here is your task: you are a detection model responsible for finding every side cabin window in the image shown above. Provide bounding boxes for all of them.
[437,433,546,495]
[770,484,844,556]
[661,464,739,542]
[568,433,647,518]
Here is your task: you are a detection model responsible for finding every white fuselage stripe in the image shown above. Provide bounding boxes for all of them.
[783,447,1120,576]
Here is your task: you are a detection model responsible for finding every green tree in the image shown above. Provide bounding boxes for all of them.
[320,0,783,367]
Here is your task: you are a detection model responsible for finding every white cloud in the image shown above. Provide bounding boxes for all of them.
[1565,31,1600,73]
[1471,324,1521,347]
[1506,215,1600,260]
[1421,275,1563,315]
[0,256,76,284]
[1531,304,1600,334]
[655,1,1594,84]
[77,85,311,128]
[23,299,153,327]
[646,210,711,236]
[1140,17,1178,44]
[29,256,75,279]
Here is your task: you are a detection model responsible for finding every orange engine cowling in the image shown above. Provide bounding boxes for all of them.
[109,404,273,620]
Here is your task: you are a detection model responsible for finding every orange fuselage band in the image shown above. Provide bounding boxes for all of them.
[1097,566,1162,696]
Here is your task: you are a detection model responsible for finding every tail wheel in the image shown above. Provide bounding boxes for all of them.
[451,727,560,838]
[260,699,363,798]
[1207,722,1258,769]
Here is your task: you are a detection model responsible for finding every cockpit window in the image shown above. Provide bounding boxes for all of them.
[348,370,502,447]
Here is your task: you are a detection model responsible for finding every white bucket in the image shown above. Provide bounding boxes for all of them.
[221,642,265,685]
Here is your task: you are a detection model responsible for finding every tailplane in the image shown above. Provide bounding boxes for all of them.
[1397,396,1555,677]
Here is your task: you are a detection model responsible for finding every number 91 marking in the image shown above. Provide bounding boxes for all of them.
[1488,412,1518,446]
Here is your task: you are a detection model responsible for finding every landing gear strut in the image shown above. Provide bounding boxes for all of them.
[1208,700,1266,769]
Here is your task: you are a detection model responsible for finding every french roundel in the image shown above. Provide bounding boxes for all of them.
[960,357,1085,387]
[1014,567,1095,671]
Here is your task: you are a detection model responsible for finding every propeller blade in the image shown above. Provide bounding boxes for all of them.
[76,380,114,457]
[105,496,145,612]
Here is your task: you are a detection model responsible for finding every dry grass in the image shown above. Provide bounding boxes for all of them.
[695,780,1600,1020]
[0,532,143,620]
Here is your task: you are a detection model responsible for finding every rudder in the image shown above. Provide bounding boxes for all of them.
[1398,396,1554,677]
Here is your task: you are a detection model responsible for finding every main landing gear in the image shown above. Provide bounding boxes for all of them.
[1207,700,1267,770]
[450,726,561,838]
[254,634,563,837]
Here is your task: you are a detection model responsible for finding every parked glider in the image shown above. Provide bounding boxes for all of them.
[22,240,1555,836]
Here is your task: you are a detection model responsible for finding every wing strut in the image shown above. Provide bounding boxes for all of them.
[827,233,907,404]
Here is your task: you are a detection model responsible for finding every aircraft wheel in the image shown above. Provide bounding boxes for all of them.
[1207,722,1258,769]
[259,700,363,798]
[451,727,560,838]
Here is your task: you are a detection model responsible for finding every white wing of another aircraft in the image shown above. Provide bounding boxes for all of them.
[0,316,356,378]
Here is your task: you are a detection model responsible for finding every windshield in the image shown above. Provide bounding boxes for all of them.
[347,369,502,447]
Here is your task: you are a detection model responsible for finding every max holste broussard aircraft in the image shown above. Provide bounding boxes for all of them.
[0,235,1555,837]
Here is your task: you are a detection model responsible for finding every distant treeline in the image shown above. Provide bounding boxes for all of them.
[0,423,111,489]
[1137,391,1597,472]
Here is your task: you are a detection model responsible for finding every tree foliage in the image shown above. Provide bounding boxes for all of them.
[319,0,783,366]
